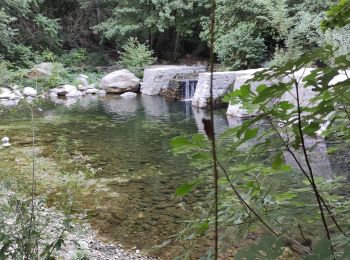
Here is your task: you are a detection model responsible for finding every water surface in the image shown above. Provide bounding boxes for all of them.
[0,95,348,258]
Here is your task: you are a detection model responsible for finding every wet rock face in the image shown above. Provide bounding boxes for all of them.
[141,65,206,95]
[100,69,140,94]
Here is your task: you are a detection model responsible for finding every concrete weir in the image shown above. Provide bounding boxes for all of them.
[192,69,263,108]
[226,68,350,118]
[140,65,206,97]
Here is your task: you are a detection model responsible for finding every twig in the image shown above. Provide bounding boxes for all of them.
[294,80,335,257]
[216,160,278,236]
[298,224,312,252]
[208,0,219,258]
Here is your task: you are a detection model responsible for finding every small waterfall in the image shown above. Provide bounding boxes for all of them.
[181,80,197,101]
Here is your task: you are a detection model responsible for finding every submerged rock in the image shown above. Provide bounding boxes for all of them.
[100,69,140,94]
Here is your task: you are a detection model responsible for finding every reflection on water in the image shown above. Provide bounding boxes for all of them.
[102,96,139,118]
[283,138,333,180]
[141,95,170,118]
[0,95,348,257]
[192,105,228,136]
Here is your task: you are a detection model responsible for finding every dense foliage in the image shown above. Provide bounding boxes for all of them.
[170,1,350,258]
[0,0,348,69]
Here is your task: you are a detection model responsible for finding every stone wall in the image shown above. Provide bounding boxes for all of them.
[226,68,349,118]
[140,65,206,95]
[192,69,263,109]
[161,73,199,101]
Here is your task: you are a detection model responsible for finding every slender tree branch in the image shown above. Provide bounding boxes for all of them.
[267,117,347,237]
[216,160,278,236]
[298,224,312,252]
[208,1,219,258]
[294,80,335,257]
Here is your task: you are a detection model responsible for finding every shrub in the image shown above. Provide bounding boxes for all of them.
[85,52,111,67]
[215,23,267,70]
[60,48,87,68]
[118,38,156,78]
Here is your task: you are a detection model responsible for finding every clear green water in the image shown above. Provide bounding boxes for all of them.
[0,95,228,257]
[1,96,349,258]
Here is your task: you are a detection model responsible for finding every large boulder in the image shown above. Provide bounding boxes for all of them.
[27,62,53,78]
[100,69,140,94]
[22,87,37,97]
[50,85,77,97]
[141,65,206,95]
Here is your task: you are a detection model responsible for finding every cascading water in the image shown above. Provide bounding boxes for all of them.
[181,80,197,101]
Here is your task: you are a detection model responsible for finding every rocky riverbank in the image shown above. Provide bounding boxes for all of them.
[0,186,157,259]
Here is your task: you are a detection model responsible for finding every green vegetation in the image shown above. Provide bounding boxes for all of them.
[0,0,348,70]
[0,0,349,259]
[118,38,156,78]
[170,2,350,258]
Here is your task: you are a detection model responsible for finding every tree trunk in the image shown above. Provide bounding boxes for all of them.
[173,32,180,62]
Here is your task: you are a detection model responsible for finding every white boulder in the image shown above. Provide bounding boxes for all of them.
[0,88,13,99]
[85,88,99,94]
[54,85,77,96]
[120,92,137,98]
[100,69,140,94]
[66,90,83,97]
[98,90,107,95]
[1,137,11,147]
[22,87,37,97]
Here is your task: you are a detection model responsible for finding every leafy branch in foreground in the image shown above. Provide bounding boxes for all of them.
[171,45,350,258]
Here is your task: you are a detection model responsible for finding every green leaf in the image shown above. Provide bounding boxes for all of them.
[304,238,333,260]
[176,181,198,196]
[243,128,259,141]
[171,136,191,147]
[272,152,283,169]
[235,235,284,260]
[275,192,297,202]
[304,122,320,136]
[191,152,210,160]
